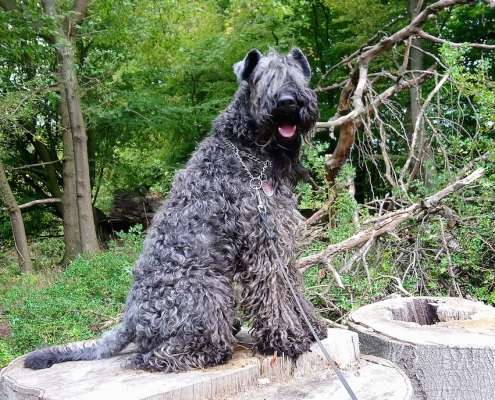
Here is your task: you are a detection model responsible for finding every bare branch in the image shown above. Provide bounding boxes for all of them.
[398,73,450,192]
[359,0,471,65]
[321,317,348,330]
[315,0,480,185]
[316,17,405,89]
[314,80,347,94]
[315,68,436,131]
[12,160,62,171]
[324,259,345,289]
[316,53,359,89]
[18,198,62,210]
[418,30,495,50]
[376,116,397,187]
[340,238,374,274]
[377,275,414,296]
[456,152,490,180]
[439,219,463,297]
[306,203,329,227]
[319,68,436,185]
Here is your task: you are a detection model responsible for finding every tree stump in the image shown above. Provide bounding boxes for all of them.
[0,328,412,400]
[348,296,495,400]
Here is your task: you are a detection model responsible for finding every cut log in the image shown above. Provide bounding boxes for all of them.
[0,328,412,400]
[110,191,165,228]
[94,191,166,240]
[348,296,495,400]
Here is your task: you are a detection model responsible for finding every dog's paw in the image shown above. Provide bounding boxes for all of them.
[232,317,242,336]
[256,331,313,359]
[309,320,328,341]
[125,353,145,369]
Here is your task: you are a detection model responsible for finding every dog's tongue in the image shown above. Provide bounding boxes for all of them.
[278,124,296,138]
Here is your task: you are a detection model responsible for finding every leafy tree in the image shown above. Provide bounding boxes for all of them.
[0,0,100,267]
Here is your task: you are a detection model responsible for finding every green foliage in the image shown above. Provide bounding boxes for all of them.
[0,230,143,366]
[297,141,328,210]
[441,44,495,137]
[328,164,360,242]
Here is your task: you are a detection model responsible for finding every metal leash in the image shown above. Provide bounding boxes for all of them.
[257,191,358,400]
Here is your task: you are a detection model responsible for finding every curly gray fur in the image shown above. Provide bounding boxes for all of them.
[24,47,327,372]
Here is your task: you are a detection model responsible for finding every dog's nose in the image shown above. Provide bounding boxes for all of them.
[277,95,297,109]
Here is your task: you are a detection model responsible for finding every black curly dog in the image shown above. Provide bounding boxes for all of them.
[24,47,327,372]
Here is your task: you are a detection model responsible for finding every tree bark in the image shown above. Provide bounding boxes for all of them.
[407,0,436,188]
[349,296,495,400]
[0,157,33,273]
[61,49,99,254]
[60,86,82,264]
[41,0,99,255]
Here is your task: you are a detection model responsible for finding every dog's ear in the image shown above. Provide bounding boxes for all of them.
[234,49,262,84]
[290,47,311,81]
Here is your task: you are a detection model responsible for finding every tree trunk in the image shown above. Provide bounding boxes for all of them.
[0,157,33,273]
[408,0,423,146]
[60,86,82,264]
[60,47,99,255]
[41,0,99,255]
[407,0,436,188]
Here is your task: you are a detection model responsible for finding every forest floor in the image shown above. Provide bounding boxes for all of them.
[0,316,11,339]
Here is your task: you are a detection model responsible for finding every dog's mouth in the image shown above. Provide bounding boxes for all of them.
[278,123,296,138]
[276,117,297,139]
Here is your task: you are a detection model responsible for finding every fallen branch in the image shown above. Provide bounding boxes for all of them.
[399,73,450,192]
[439,219,463,297]
[322,317,348,330]
[320,68,436,184]
[315,0,486,185]
[377,275,414,297]
[12,160,62,171]
[306,203,329,226]
[298,167,485,272]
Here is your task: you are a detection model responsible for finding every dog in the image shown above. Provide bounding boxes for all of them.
[24,47,327,372]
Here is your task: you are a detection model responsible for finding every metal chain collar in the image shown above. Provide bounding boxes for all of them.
[222,138,272,191]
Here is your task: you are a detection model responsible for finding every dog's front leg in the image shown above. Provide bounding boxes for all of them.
[237,246,327,359]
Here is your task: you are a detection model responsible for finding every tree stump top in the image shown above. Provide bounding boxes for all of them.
[349,296,495,347]
[0,328,413,400]
[349,296,495,399]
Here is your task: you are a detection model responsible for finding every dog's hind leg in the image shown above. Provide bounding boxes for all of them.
[127,274,237,372]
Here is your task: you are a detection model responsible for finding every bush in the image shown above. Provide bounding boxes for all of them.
[0,229,143,367]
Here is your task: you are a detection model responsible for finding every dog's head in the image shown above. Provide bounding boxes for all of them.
[234,48,319,145]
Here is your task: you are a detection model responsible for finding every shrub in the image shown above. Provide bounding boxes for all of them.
[0,229,143,367]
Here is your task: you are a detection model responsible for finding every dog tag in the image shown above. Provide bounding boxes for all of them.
[262,181,274,197]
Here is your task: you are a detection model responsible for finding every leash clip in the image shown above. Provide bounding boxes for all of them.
[256,190,266,212]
